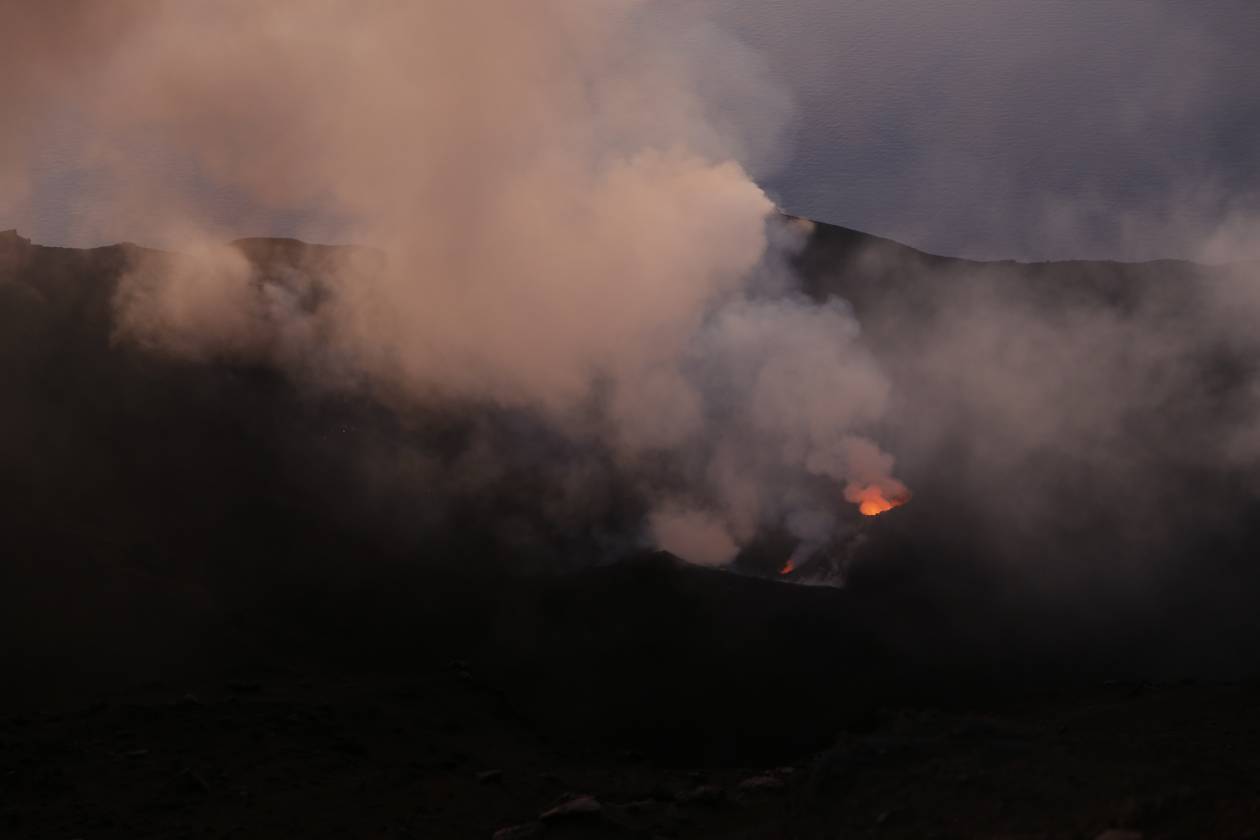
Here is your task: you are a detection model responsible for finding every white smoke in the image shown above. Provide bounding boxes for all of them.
[5,1,907,569]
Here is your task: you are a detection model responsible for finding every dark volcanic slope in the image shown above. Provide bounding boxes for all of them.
[6,224,1260,837]
[793,216,1221,340]
[4,221,1260,696]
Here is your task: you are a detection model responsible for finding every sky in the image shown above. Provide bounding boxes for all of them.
[715,1,1260,260]
[10,1,1260,262]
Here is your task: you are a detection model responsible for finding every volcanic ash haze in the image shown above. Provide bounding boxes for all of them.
[1,1,907,568]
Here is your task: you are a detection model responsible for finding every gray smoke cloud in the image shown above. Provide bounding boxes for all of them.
[820,233,1260,616]
[0,1,905,569]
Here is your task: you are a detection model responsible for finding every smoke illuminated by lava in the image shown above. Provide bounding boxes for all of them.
[845,483,909,517]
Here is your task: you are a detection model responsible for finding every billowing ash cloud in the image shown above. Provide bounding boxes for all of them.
[2,2,905,569]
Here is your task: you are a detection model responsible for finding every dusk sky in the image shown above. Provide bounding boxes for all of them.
[12,1,1260,261]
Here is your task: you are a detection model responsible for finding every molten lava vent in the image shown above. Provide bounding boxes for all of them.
[845,483,910,517]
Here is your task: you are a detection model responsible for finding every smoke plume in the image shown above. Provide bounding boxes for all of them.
[1,1,905,569]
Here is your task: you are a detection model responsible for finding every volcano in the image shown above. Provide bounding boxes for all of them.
[5,220,1260,836]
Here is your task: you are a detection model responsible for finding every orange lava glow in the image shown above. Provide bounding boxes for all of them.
[779,558,796,575]
[848,485,908,517]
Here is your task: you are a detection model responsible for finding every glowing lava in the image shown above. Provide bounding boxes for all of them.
[846,484,909,517]
[779,558,796,575]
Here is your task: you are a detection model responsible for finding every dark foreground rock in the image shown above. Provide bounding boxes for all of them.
[4,664,1260,838]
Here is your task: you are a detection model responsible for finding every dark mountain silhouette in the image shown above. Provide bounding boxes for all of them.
[4,218,1259,681]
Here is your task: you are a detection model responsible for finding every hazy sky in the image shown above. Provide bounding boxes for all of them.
[714,1,1260,260]
[14,1,1260,261]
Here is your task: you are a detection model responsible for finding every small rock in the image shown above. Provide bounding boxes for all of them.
[447,660,475,682]
[172,768,210,796]
[477,769,504,784]
[492,821,541,840]
[647,779,676,802]
[677,784,724,805]
[623,799,662,816]
[331,738,368,757]
[736,775,785,795]
[1095,832,1143,840]
[540,794,602,820]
